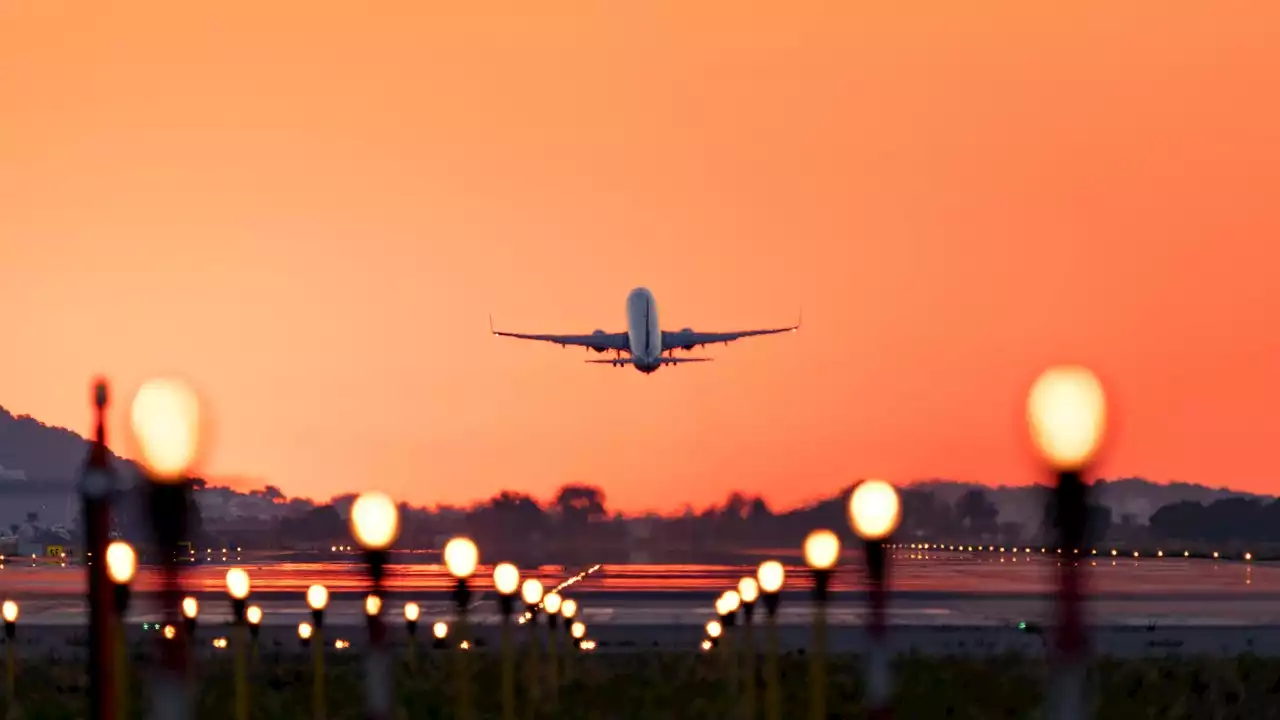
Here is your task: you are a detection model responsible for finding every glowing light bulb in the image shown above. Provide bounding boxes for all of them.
[757,560,785,593]
[544,592,562,615]
[803,529,841,570]
[130,379,202,481]
[1026,365,1107,471]
[493,562,520,595]
[848,479,902,541]
[737,577,760,604]
[1,600,17,623]
[105,541,137,585]
[705,620,722,638]
[571,621,586,639]
[444,537,479,579]
[306,584,329,611]
[365,594,382,616]
[720,590,742,614]
[561,598,578,619]
[225,568,251,600]
[521,578,544,605]
[298,622,312,640]
[182,597,199,619]
[433,621,448,639]
[349,491,400,551]
[404,602,421,622]
[246,606,263,625]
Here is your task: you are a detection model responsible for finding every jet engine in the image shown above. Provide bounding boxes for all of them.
[591,329,608,353]
[679,328,696,351]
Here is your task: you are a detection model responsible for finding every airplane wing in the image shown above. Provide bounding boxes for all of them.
[661,313,801,350]
[490,315,630,352]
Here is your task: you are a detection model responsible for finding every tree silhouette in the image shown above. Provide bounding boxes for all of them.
[553,484,608,526]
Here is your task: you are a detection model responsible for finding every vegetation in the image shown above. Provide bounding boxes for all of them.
[2,650,1278,719]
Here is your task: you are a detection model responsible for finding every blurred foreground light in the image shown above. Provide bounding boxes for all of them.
[246,605,263,625]
[848,479,902,541]
[1026,365,1107,471]
[444,537,479,579]
[105,541,137,585]
[182,597,199,619]
[404,602,420,623]
[225,568,251,600]
[561,598,578,619]
[130,378,202,481]
[737,577,760,604]
[701,639,712,651]
[544,592,562,615]
[2,600,16,623]
[365,594,382,616]
[521,578,544,605]
[298,622,313,640]
[212,637,228,649]
[570,621,586,639]
[493,562,520,595]
[1245,552,1253,561]
[757,560,785,593]
[705,620,722,639]
[720,590,741,614]
[163,624,176,640]
[803,529,841,570]
[306,584,329,611]
[349,491,400,551]
[433,621,448,639]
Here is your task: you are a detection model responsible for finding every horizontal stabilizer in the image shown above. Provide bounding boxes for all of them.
[585,357,713,366]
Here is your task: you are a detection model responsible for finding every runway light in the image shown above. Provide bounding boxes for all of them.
[719,590,742,615]
[433,622,448,639]
[365,594,382,616]
[444,537,479,579]
[737,577,760,604]
[307,584,330,611]
[1245,552,1253,561]
[130,378,202,481]
[105,541,137,585]
[298,622,313,640]
[570,621,586,640]
[493,563,520,595]
[803,529,841,570]
[848,479,902,541]
[182,597,199,619]
[2,600,17,623]
[225,568,251,600]
[1026,365,1107,471]
[247,606,263,625]
[404,602,420,623]
[544,592,563,615]
[705,620,722,639]
[163,624,177,640]
[349,491,401,551]
[757,560,785,593]
[521,578,544,605]
[561,598,578,620]
[701,639,713,651]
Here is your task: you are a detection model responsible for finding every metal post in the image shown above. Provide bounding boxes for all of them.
[82,380,117,720]
[363,552,391,720]
[864,540,892,719]
[1049,470,1090,720]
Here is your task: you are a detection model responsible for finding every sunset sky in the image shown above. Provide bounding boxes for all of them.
[2,1,1277,513]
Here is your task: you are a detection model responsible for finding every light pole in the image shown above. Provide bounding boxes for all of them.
[431,621,449,650]
[3,600,17,713]
[1027,365,1107,720]
[705,619,722,648]
[737,576,761,720]
[716,589,742,713]
[757,560,785,720]
[298,623,313,650]
[569,621,586,650]
[520,578,544,717]
[305,584,329,720]
[181,598,199,640]
[82,380,118,720]
[802,529,840,720]
[246,606,262,662]
[105,542,137,720]
[493,562,520,720]
[131,378,201,720]
[403,602,420,671]
[560,599,578,684]
[348,491,401,720]
[444,537,479,720]
[848,479,903,720]
[543,591,563,708]
[225,569,251,720]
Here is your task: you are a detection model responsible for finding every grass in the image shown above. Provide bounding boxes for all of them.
[3,648,1280,719]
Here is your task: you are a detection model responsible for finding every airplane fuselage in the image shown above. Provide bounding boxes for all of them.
[625,287,662,373]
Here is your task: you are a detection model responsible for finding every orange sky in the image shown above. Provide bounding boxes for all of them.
[2,1,1277,513]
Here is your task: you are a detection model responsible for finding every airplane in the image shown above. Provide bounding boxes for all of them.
[490,286,799,374]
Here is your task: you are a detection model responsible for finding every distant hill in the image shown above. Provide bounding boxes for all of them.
[908,477,1272,528]
[0,405,139,483]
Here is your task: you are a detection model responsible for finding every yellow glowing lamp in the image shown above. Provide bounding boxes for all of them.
[404,602,421,622]
[493,562,520,595]
[757,560,785,593]
[225,568,251,600]
[561,598,578,619]
[701,639,713,651]
[130,378,202,482]
[2,600,17,623]
[543,592,562,615]
[105,541,138,585]
[349,491,401,551]
[298,622,313,640]
[848,479,902,541]
[803,529,841,570]
[705,620,722,639]
[306,584,329,611]
[246,605,263,625]
[1245,552,1253,561]
[182,596,199,619]
[365,594,382,616]
[737,577,760,604]
[521,578,544,605]
[444,537,479,579]
[570,621,586,639]
[433,621,448,639]
[163,624,177,640]
[720,590,741,614]
[1026,365,1107,471]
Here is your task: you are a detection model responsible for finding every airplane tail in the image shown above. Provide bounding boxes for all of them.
[585,357,713,366]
